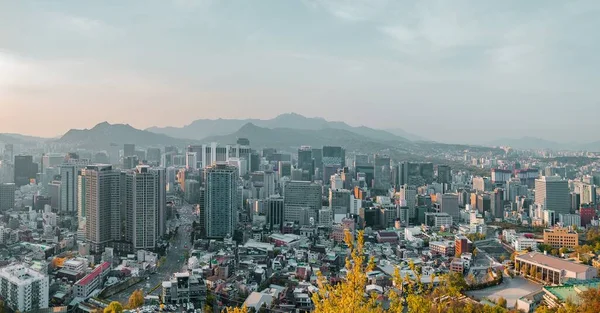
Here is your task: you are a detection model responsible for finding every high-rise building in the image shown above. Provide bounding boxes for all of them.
[14,155,37,187]
[329,188,351,214]
[151,167,167,238]
[437,165,452,185]
[204,164,239,239]
[0,183,16,212]
[125,165,158,250]
[491,188,505,219]
[60,164,78,214]
[123,155,139,170]
[0,264,49,312]
[297,146,314,181]
[353,154,369,167]
[283,181,322,225]
[147,148,162,164]
[4,144,13,163]
[186,152,198,170]
[399,161,434,186]
[42,153,65,172]
[455,235,470,257]
[321,146,344,181]
[84,165,122,254]
[535,176,570,216]
[263,170,276,199]
[373,154,391,190]
[398,185,417,218]
[439,193,459,221]
[124,144,136,157]
[267,195,284,231]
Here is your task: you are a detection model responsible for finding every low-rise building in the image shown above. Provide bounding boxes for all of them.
[543,228,578,249]
[162,272,207,305]
[73,262,111,299]
[515,252,597,284]
[429,241,454,256]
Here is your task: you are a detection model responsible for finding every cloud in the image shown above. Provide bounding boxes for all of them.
[305,0,390,21]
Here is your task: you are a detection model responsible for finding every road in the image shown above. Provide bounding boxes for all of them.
[109,204,196,303]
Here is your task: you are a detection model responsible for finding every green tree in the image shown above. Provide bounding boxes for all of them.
[104,301,124,313]
[529,265,536,278]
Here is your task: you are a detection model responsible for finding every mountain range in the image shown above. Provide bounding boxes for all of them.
[58,122,197,148]
[147,113,421,143]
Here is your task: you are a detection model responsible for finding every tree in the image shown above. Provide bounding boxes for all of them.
[224,306,248,313]
[497,297,507,308]
[521,263,529,276]
[559,247,569,255]
[529,265,536,278]
[311,230,382,313]
[127,289,144,309]
[104,301,123,313]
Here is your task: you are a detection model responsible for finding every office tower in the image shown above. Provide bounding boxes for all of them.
[297,146,314,181]
[147,148,162,165]
[14,155,37,187]
[84,165,122,254]
[330,173,344,190]
[437,165,452,185]
[59,164,78,214]
[42,153,65,172]
[0,183,16,212]
[312,148,323,176]
[373,154,391,189]
[123,155,139,170]
[4,144,13,163]
[491,169,512,185]
[283,181,322,225]
[439,193,459,221]
[204,164,239,239]
[516,168,540,188]
[185,180,200,203]
[186,152,198,170]
[491,188,504,219]
[0,264,49,312]
[125,165,158,250]
[278,161,292,178]
[476,193,491,215]
[134,150,146,162]
[353,154,369,167]
[472,176,491,192]
[455,235,470,257]
[291,169,303,181]
[399,161,434,187]
[322,146,344,181]
[124,144,136,157]
[48,180,61,210]
[329,188,351,214]
[267,195,284,231]
[399,184,417,218]
[250,152,260,172]
[535,176,570,215]
[263,170,276,199]
[152,167,166,237]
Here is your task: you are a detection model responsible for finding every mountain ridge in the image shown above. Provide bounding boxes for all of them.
[147,113,418,143]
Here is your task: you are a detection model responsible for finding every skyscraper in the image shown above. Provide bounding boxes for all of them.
[151,167,167,238]
[0,183,15,212]
[267,195,284,231]
[14,155,37,187]
[60,164,78,214]
[204,164,239,239]
[535,176,570,215]
[124,144,136,157]
[437,165,452,185]
[146,148,162,165]
[297,146,314,181]
[283,181,322,225]
[373,154,391,190]
[439,193,459,221]
[125,165,158,250]
[84,165,122,254]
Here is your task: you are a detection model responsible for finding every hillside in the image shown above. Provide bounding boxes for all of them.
[58,122,196,148]
[147,113,411,143]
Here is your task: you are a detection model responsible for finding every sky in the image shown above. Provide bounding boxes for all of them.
[1,0,599,144]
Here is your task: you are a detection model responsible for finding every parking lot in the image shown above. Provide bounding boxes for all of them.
[466,276,542,308]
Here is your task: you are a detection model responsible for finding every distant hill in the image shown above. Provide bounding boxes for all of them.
[487,136,565,150]
[147,113,410,142]
[201,122,408,152]
[384,128,428,142]
[58,122,196,148]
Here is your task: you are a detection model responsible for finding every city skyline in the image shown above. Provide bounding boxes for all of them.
[2,0,599,143]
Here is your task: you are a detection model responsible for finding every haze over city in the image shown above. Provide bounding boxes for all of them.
[2,0,599,144]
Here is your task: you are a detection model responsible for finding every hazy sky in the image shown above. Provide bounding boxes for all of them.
[1,0,598,143]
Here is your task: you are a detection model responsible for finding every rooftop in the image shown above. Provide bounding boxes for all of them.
[516,252,593,273]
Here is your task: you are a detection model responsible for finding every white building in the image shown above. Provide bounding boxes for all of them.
[514,237,538,251]
[0,264,49,312]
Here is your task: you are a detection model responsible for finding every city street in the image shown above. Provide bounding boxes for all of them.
[108,204,196,303]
